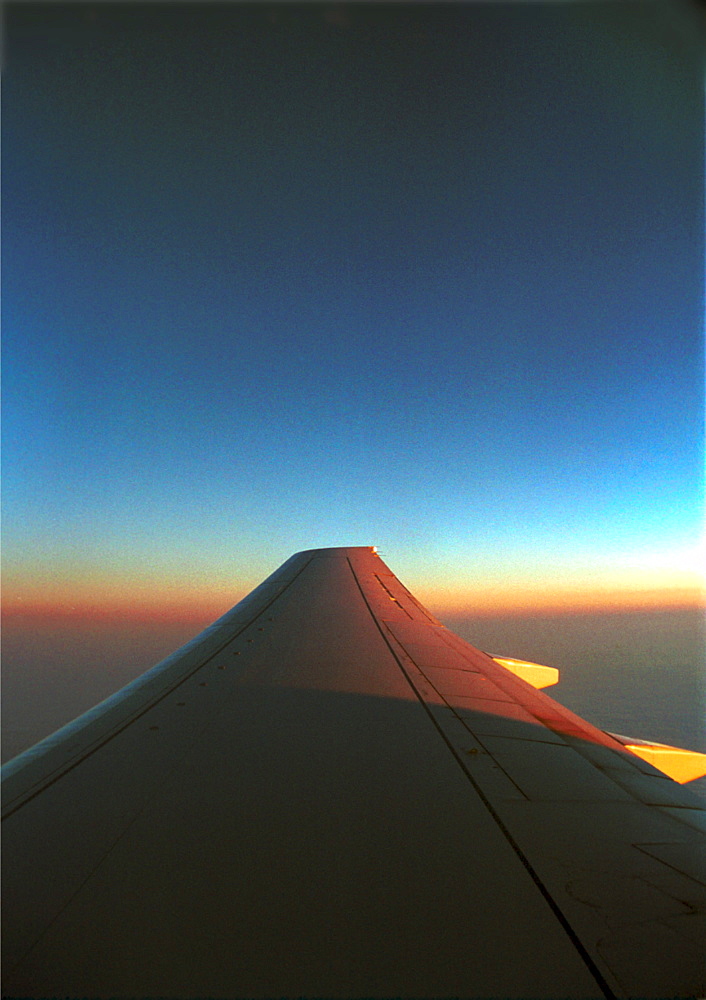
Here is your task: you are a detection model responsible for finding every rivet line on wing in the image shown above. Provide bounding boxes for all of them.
[347,556,618,1000]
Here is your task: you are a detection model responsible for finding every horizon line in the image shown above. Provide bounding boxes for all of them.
[3,586,703,624]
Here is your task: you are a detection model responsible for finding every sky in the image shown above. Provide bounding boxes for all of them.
[3,0,704,622]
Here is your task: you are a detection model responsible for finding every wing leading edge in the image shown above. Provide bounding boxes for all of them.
[2,546,705,999]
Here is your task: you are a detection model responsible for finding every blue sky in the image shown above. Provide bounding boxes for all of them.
[3,2,703,614]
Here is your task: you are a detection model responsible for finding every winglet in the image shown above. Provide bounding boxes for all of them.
[491,656,559,689]
[609,733,706,784]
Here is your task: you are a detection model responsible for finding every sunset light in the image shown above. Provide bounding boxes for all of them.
[3,3,702,769]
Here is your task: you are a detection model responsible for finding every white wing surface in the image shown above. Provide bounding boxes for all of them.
[3,547,704,998]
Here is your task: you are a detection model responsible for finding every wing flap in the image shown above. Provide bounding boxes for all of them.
[492,655,560,688]
[609,733,706,784]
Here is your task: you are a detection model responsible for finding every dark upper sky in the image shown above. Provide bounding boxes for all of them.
[3,2,704,611]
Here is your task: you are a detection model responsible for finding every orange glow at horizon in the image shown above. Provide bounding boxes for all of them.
[1,570,254,624]
[416,562,705,616]
[423,584,704,617]
[3,548,703,624]
[3,571,703,624]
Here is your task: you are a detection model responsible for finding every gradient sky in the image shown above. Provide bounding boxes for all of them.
[3,1,704,618]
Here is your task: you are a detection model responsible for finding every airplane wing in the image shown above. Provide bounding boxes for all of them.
[3,546,705,999]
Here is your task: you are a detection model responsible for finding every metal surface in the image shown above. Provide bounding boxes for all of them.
[3,546,705,998]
